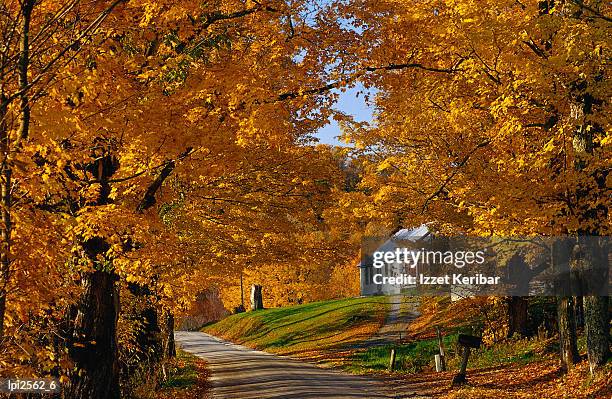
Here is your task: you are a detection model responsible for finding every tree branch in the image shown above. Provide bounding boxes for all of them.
[16,0,34,142]
[274,58,463,102]
[421,140,491,213]
[569,0,612,23]
[136,147,194,213]
[3,0,127,108]
[364,60,462,74]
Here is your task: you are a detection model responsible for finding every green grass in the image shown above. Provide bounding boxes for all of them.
[348,333,558,374]
[348,333,459,373]
[202,297,389,355]
[450,334,559,370]
[161,350,199,389]
[202,295,565,376]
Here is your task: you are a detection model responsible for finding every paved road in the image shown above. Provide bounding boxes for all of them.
[175,331,393,399]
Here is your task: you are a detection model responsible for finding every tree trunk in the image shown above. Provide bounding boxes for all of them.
[0,0,34,343]
[557,296,580,371]
[435,326,446,371]
[65,269,120,399]
[584,296,610,373]
[553,238,579,371]
[574,296,584,330]
[0,86,9,344]
[569,86,609,374]
[127,283,163,366]
[0,165,8,343]
[580,239,610,373]
[65,148,120,398]
[163,311,176,359]
[140,305,162,363]
[507,296,529,338]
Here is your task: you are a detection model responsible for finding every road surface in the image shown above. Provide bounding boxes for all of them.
[175,331,393,399]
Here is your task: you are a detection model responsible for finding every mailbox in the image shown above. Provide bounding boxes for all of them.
[458,334,482,349]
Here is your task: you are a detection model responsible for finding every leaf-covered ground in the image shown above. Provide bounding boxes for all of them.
[370,297,611,398]
[383,359,611,399]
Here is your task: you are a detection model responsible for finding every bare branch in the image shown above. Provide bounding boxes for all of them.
[3,0,127,108]
[421,140,491,213]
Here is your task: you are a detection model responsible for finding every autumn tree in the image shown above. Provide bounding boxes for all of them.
[0,1,133,383]
[2,1,358,398]
[332,0,610,372]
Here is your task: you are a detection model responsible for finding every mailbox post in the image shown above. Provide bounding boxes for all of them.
[452,334,482,385]
[436,326,446,371]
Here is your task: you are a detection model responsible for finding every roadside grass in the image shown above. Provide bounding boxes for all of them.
[202,296,389,356]
[349,333,558,375]
[160,351,199,389]
[371,296,610,399]
[347,333,458,373]
[349,295,561,375]
[455,336,557,370]
[156,350,211,399]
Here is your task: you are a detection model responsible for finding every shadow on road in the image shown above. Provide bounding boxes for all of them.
[176,331,399,399]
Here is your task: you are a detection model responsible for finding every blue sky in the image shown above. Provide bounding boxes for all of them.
[300,0,375,146]
[314,84,375,146]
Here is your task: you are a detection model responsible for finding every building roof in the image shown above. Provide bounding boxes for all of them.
[359,224,430,267]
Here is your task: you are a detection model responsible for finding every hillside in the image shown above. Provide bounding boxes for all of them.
[202,297,389,359]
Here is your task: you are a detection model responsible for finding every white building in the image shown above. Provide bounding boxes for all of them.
[359,225,430,296]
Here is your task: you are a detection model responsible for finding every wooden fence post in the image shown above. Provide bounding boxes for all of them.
[389,348,397,371]
[435,354,443,372]
[436,326,446,371]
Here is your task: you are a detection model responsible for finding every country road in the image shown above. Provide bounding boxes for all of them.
[175,331,395,399]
